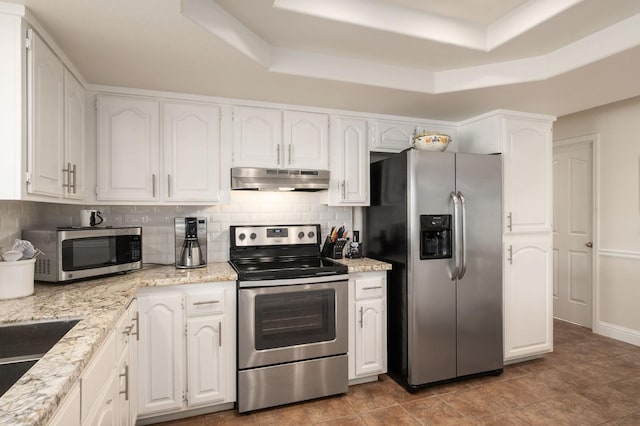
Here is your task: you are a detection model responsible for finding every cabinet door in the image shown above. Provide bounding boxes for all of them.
[97,96,159,201]
[163,102,222,202]
[127,300,138,426]
[186,315,225,406]
[283,111,328,169]
[354,299,385,377]
[137,292,184,415]
[232,106,281,168]
[49,383,80,426]
[117,348,130,426]
[502,118,553,234]
[85,371,118,426]
[371,120,415,152]
[329,117,369,206]
[63,69,85,200]
[504,236,553,361]
[27,30,64,197]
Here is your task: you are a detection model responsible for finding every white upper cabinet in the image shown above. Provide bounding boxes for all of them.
[97,96,229,204]
[232,106,282,168]
[163,102,223,203]
[370,120,415,152]
[97,95,160,201]
[27,29,64,198]
[282,111,329,169]
[63,69,85,200]
[232,106,329,170]
[329,116,370,206]
[502,117,553,234]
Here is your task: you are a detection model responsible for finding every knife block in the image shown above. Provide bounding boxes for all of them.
[321,237,348,259]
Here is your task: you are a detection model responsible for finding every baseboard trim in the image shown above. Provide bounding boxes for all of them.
[597,321,640,346]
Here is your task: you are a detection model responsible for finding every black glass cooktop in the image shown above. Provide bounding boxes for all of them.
[230,256,347,281]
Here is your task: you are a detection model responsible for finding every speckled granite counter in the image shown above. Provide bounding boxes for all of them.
[331,257,392,273]
[0,262,236,426]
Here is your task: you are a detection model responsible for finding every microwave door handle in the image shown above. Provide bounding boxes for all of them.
[449,191,461,281]
[457,191,467,279]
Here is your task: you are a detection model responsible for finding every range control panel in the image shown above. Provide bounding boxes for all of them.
[231,225,320,247]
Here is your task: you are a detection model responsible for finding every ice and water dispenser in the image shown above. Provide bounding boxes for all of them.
[420,215,452,259]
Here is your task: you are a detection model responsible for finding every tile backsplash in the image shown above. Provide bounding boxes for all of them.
[15,191,352,264]
[0,201,43,251]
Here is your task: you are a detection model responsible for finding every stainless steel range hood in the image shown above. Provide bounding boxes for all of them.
[231,167,330,191]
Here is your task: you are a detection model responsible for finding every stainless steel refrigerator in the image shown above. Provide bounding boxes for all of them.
[365,149,503,390]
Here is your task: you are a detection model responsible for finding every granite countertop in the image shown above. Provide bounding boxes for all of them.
[0,262,237,426]
[331,257,392,273]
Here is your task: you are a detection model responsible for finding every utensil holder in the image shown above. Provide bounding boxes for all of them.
[321,237,348,259]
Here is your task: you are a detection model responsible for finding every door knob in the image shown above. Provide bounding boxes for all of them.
[586,242,593,248]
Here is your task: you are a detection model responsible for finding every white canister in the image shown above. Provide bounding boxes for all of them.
[0,258,36,300]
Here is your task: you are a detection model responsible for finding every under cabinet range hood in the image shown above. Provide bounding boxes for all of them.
[231,167,330,191]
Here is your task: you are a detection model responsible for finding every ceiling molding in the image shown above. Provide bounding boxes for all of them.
[272,0,585,52]
[181,0,271,67]
[180,0,640,94]
[272,0,486,50]
[486,0,583,49]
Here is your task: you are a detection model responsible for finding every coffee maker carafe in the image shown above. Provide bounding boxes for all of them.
[175,217,207,269]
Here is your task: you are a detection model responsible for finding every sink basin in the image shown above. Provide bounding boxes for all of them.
[0,319,80,397]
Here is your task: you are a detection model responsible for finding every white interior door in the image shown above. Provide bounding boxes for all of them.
[553,140,593,327]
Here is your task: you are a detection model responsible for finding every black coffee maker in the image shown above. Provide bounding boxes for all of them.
[175,217,207,268]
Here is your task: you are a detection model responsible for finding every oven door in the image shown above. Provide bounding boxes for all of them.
[238,278,348,369]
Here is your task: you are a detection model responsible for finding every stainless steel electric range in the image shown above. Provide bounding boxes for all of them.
[229,224,349,413]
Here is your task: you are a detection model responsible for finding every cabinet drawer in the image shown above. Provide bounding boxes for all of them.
[81,331,116,421]
[355,278,384,300]
[186,289,226,316]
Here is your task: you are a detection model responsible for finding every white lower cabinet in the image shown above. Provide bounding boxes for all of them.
[81,331,117,426]
[503,236,553,361]
[136,282,236,420]
[48,382,81,426]
[348,271,387,383]
[76,300,138,426]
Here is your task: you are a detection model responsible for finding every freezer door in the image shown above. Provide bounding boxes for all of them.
[407,150,457,385]
[455,153,504,376]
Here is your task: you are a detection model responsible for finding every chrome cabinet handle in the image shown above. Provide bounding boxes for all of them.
[152,174,157,198]
[62,163,71,192]
[359,306,364,328]
[167,174,172,198]
[507,212,513,232]
[341,181,346,199]
[218,321,222,347]
[288,144,292,165]
[119,364,129,401]
[192,300,220,306]
[71,164,77,193]
[457,191,467,279]
[362,286,382,290]
[450,192,461,280]
[586,242,593,248]
[131,311,139,341]
[508,245,513,264]
[277,144,281,165]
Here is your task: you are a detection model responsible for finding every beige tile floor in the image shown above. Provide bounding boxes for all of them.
[156,320,640,425]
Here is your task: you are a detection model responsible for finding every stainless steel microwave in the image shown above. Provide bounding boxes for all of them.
[22,227,142,282]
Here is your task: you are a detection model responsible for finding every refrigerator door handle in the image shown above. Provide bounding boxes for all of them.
[457,191,467,279]
[450,191,461,280]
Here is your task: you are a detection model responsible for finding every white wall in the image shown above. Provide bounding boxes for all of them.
[554,95,640,343]
[33,191,351,264]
